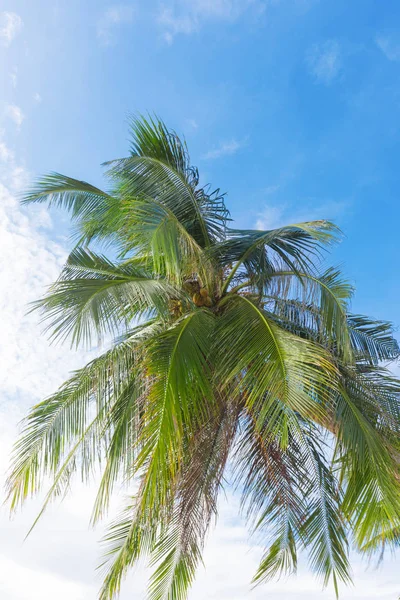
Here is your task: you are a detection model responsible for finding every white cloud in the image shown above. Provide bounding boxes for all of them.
[0,556,93,600]
[97,4,135,46]
[5,104,25,128]
[202,138,243,159]
[255,204,286,229]
[158,0,265,44]
[376,34,400,61]
[256,199,348,229]
[10,66,17,88]
[33,92,42,103]
[0,141,14,162]
[0,139,29,190]
[263,184,280,195]
[307,40,341,85]
[159,8,195,43]
[0,11,23,47]
[186,118,199,130]
[0,149,88,404]
[0,144,99,597]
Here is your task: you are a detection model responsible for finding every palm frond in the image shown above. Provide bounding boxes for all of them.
[267,267,354,360]
[7,322,158,512]
[334,367,400,551]
[116,198,211,284]
[105,115,228,247]
[147,401,237,600]
[347,314,400,364]
[299,430,350,597]
[136,310,215,513]
[98,483,158,600]
[32,247,179,347]
[90,375,145,525]
[22,173,111,214]
[128,114,191,177]
[216,221,340,294]
[217,294,338,432]
[236,410,305,583]
[21,173,117,245]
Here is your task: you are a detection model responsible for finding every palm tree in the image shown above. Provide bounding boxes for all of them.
[7,116,400,600]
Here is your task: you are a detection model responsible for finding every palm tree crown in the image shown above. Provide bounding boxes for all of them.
[7,116,400,600]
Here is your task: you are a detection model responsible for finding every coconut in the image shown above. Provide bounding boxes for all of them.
[193,293,202,306]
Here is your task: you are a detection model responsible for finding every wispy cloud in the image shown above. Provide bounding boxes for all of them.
[97,4,135,46]
[10,66,18,88]
[158,8,195,44]
[256,199,348,230]
[255,204,286,229]
[0,138,29,191]
[158,0,265,44]
[202,138,243,160]
[376,34,400,61]
[5,104,25,129]
[307,40,341,85]
[263,184,280,195]
[33,92,42,103]
[0,143,99,600]
[0,11,23,47]
[0,141,14,163]
[186,118,198,130]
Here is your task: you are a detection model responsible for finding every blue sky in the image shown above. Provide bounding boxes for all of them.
[1,1,400,599]
[3,0,400,321]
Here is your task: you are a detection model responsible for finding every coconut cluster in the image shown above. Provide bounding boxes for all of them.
[193,288,212,307]
[170,299,183,317]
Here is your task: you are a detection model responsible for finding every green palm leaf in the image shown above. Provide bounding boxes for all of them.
[236,410,305,582]
[22,172,111,216]
[267,267,354,360]
[136,310,215,512]
[217,294,337,430]
[32,247,180,346]
[216,220,340,293]
[347,314,400,363]
[146,402,237,600]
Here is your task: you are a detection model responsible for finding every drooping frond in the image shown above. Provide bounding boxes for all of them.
[146,401,238,600]
[347,314,400,364]
[135,310,215,513]
[217,293,338,433]
[266,267,354,360]
[101,358,230,600]
[32,247,180,347]
[298,429,350,597]
[98,483,158,600]
[216,221,340,293]
[89,374,145,525]
[237,408,351,595]
[235,409,305,583]
[22,173,111,216]
[7,321,160,513]
[334,366,400,552]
